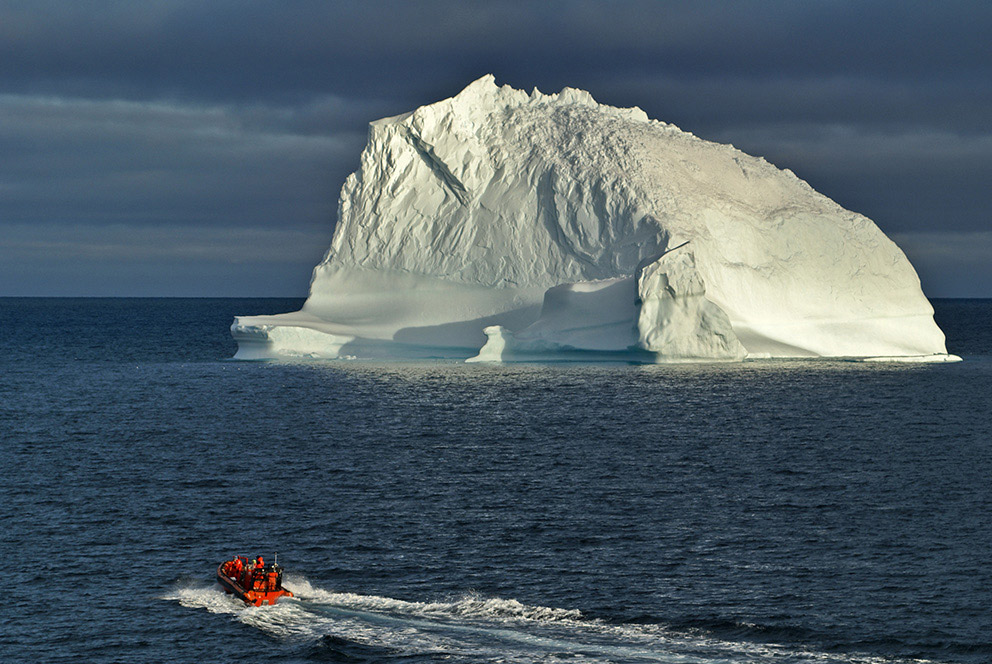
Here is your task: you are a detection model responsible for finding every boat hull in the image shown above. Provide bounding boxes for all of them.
[217,563,294,606]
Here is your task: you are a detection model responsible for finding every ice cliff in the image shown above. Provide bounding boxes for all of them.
[232,75,954,362]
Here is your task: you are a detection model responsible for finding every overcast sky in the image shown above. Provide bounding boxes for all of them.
[1,0,989,296]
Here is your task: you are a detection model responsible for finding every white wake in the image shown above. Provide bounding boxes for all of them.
[163,577,935,664]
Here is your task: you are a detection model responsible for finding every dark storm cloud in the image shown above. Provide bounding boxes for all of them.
[0,93,362,294]
[0,1,989,295]
[1,220,327,296]
[4,1,990,109]
[0,94,367,227]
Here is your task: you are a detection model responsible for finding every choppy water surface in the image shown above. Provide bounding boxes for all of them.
[1,298,990,663]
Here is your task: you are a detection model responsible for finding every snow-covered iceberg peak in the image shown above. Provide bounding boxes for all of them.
[232,75,955,362]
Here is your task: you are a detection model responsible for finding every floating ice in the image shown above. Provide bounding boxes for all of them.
[233,75,955,362]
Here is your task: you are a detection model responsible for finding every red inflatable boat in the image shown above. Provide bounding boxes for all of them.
[217,555,294,606]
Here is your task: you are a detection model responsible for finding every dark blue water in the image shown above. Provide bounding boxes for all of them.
[1,298,990,664]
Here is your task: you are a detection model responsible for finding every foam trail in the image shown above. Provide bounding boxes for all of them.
[164,578,936,664]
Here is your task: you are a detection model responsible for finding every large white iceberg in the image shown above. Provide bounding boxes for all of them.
[233,75,954,362]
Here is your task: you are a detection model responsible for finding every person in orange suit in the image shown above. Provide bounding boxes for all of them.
[266,569,279,592]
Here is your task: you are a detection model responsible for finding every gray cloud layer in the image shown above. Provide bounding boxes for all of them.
[1,1,989,295]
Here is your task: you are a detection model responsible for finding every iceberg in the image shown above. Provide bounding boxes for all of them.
[232,75,955,362]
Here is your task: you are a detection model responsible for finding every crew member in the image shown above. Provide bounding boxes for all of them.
[245,558,255,586]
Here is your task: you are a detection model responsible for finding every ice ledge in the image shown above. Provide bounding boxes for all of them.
[231,321,354,360]
[859,354,962,363]
[231,316,962,364]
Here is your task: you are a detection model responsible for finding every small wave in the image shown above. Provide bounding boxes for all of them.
[304,634,451,663]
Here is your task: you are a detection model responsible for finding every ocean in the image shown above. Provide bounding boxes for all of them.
[1,298,990,664]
